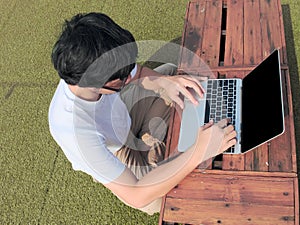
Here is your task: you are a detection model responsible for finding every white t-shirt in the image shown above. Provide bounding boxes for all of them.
[48,65,137,184]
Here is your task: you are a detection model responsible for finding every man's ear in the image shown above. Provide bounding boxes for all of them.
[125,75,132,84]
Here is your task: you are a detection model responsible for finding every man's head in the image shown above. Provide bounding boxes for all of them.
[51,12,138,88]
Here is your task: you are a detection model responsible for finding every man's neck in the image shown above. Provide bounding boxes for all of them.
[68,85,101,101]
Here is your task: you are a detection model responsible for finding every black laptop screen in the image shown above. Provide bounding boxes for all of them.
[241,50,284,153]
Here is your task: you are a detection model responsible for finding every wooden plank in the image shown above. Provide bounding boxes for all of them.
[268,69,294,172]
[268,129,293,172]
[243,0,263,64]
[167,174,295,207]
[282,70,297,173]
[179,1,206,71]
[164,198,295,225]
[200,0,223,67]
[224,0,244,66]
[198,158,213,170]
[222,69,246,79]
[191,169,297,178]
[178,1,193,71]
[294,177,299,225]
[277,0,288,64]
[222,154,245,170]
[177,63,290,76]
[242,0,293,173]
[166,105,182,157]
[244,144,269,171]
[260,0,284,58]
[158,196,167,225]
[165,106,176,159]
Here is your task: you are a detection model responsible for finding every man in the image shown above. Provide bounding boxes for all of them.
[49,12,236,215]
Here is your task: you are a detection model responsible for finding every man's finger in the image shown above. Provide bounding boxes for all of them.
[201,120,214,130]
[226,130,237,140]
[183,78,205,98]
[224,124,234,134]
[178,83,200,105]
[216,118,230,129]
[193,75,209,82]
[175,76,204,98]
[172,95,184,109]
[183,76,206,94]
[219,139,237,154]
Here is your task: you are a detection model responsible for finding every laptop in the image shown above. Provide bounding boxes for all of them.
[178,49,285,154]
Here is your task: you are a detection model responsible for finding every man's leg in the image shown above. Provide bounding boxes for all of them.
[117,63,177,174]
[116,63,177,214]
[153,63,177,76]
[117,85,171,178]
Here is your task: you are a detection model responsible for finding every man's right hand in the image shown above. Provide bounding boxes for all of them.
[193,118,237,164]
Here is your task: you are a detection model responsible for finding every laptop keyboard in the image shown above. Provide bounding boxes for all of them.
[205,79,237,153]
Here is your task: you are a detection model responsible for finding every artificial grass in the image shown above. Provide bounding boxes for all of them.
[0,0,189,224]
[0,0,299,225]
[0,86,58,224]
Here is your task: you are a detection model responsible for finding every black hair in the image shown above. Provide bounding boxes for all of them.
[51,12,138,87]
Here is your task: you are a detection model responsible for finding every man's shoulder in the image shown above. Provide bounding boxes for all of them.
[49,80,74,131]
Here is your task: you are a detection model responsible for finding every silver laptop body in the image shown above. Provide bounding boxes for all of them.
[178,49,284,154]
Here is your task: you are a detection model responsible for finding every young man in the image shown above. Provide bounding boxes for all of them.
[49,12,236,215]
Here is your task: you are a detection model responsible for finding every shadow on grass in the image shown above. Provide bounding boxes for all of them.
[142,36,182,69]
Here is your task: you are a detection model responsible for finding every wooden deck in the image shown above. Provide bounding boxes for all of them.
[159,0,298,224]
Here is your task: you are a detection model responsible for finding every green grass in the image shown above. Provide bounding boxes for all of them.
[0,0,299,224]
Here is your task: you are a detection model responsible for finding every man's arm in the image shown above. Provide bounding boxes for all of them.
[105,146,197,209]
[105,119,236,209]
[131,64,205,109]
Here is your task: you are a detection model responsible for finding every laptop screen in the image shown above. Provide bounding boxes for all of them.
[241,50,284,153]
